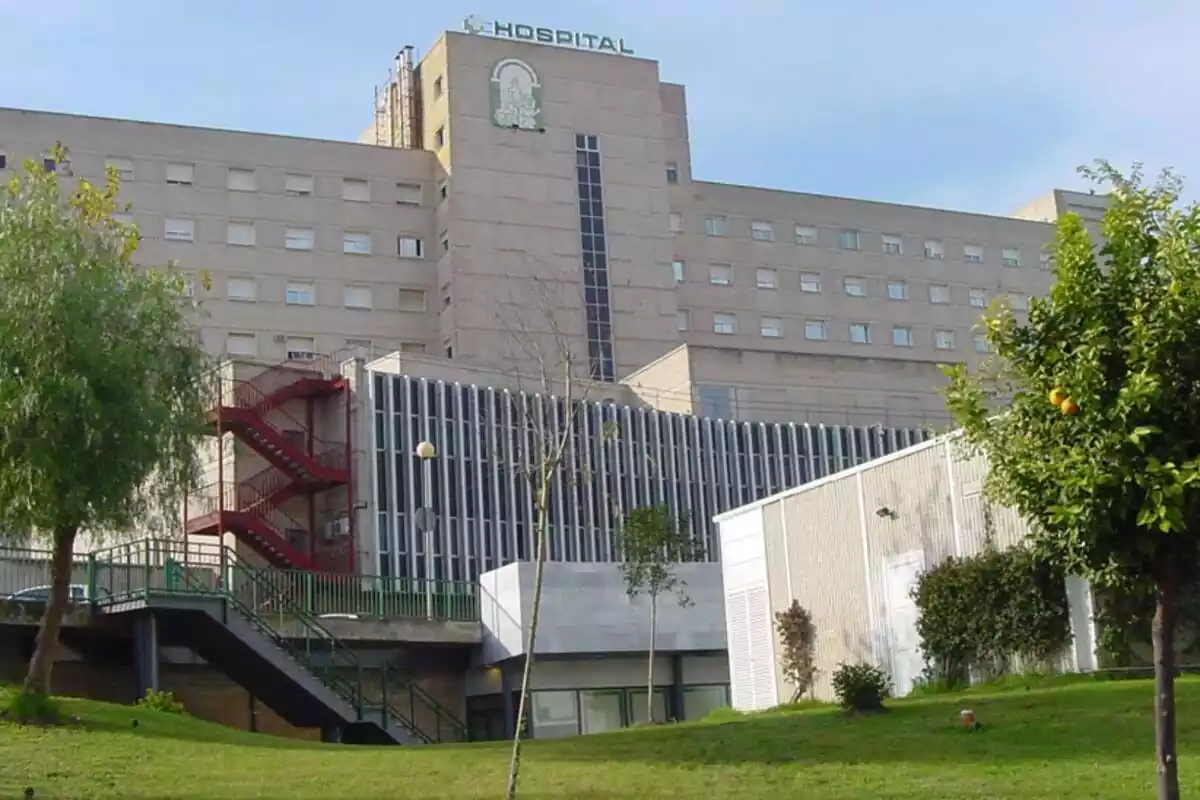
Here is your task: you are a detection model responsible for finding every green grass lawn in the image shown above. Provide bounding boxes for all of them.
[1,676,1196,799]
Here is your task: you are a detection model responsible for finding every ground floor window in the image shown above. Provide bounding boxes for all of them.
[531,690,579,739]
[682,685,730,720]
[525,684,726,738]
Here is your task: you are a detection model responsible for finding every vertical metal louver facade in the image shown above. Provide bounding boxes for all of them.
[370,372,928,582]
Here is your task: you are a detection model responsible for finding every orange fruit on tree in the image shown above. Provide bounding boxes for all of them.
[1049,388,1068,407]
[1061,398,1080,416]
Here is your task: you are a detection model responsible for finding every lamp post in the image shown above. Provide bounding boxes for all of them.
[415,440,437,619]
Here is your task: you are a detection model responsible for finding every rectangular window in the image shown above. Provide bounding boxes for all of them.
[713,313,737,335]
[227,168,256,192]
[396,182,422,205]
[397,236,424,258]
[164,217,194,242]
[343,178,370,202]
[887,280,908,300]
[709,264,732,286]
[882,234,903,255]
[344,285,373,310]
[432,76,444,98]
[665,162,679,184]
[1009,292,1029,311]
[756,268,778,290]
[924,239,944,260]
[225,332,256,357]
[284,227,315,251]
[226,277,257,302]
[800,273,822,293]
[343,231,372,255]
[892,326,914,347]
[973,333,991,353]
[929,284,951,304]
[105,157,134,180]
[969,288,988,308]
[839,229,860,250]
[286,337,316,362]
[964,244,984,264]
[0,152,7,169]
[345,337,373,353]
[433,126,445,150]
[935,329,956,350]
[849,323,871,344]
[165,162,194,186]
[438,180,448,200]
[805,320,827,341]
[760,316,783,338]
[697,385,732,420]
[677,310,689,331]
[42,156,56,173]
[181,274,196,298]
[285,173,314,197]
[672,260,685,284]
[285,282,315,306]
[397,288,427,312]
[704,215,728,237]
[669,212,683,232]
[1002,248,1021,267]
[399,342,426,354]
[795,225,818,245]
[751,221,774,242]
[844,277,867,297]
[226,221,256,247]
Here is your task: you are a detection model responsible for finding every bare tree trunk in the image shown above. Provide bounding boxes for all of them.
[647,592,657,724]
[1153,552,1180,800]
[21,524,78,707]
[505,479,551,800]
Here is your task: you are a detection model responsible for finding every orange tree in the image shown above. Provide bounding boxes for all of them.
[0,147,208,720]
[944,163,1200,800]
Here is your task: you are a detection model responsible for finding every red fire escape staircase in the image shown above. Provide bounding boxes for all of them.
[185,364,352,571]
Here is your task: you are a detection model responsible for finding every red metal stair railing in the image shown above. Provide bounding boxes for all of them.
[185,481,318,571]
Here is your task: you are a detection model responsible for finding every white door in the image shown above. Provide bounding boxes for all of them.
[883,551,925,697]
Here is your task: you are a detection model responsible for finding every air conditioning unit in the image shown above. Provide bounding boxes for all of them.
[325,517,349,540]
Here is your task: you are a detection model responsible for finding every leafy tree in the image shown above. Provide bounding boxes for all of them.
[0,146,208,719]
[774,600,818,701]
[617,504,697,724]
[943,162,1200,800]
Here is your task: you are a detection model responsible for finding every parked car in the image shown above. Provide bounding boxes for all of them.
[6,584,112,603]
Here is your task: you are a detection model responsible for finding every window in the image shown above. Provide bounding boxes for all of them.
[892,326,914,347]
[1009,292,1029,311]
[924,239,945,260]
[438,180,448,201]
[105,157,134,180]
[935,329,956,350]
[345,338,373,353]
[839,229,860,250]
[1040,252,1052,271]
[397,288,427,312]
[682,686,730,721]
[285,173,314,197]
[665,162,679,184]
[849,323,871,344]
[226,277,257,302]
[713,313,737,335]
[964,244,984,264]
[1002,248,1021,267]
[226,221,256,247]
[751,221,774,242]
[844,277,867,297]
[760,316,783,338]
[669,211,683,232]
[973,333,991,353]
[397,236,424,258]
[968,288,988,308]
[709,264,732,286]
[800,273,822,293]
[697,385,732,419]
[343,231,372,255]
[756,268,778,290]
[42,156,56,173]
[284,227,315,251]
[285,282,315,306]
[883,234,903,255]
[433,126,445,150]
[805,320,827,341]
[928,284,951,304]
[677,310,689,331]
[432,76,444,98]
[165,162,193,186]
[225,333,257,357]
[399,342,426,354]
[396,182,422,205]
[887,281,908,300]
[286,337,316,362]
[0,152,7,170]
[672,260,685,284]
[440,230,450,252]
[227,168,256,192]
[704,215,728,237]
[795,225,818,245]
[343,178,370,202]
[164,217,194,242]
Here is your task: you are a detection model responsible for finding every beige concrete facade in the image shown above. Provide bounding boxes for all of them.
[0,25,1094,428]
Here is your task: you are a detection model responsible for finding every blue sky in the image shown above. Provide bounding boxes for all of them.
[3,0,1197,214]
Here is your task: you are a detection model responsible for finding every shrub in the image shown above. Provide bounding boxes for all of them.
[912,547,1071,685]
[135,689,185,715]
[774,600,817,701]
[831,662,888,711]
